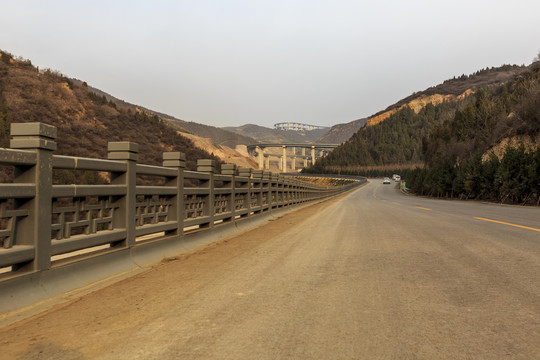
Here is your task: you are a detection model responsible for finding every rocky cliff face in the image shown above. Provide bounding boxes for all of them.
[367,90,473,126]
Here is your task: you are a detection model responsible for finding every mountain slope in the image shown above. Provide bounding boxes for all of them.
[367,65,525,126]
[313,66,525,146]
[71,79,257,147]
[317,118,367,144]
[405,61,540,204]
[0,50,220,171]
[304,63,532,173]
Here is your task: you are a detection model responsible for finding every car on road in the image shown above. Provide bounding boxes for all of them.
[383,177,391,184]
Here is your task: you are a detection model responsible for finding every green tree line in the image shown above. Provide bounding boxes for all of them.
[305,100,457,171]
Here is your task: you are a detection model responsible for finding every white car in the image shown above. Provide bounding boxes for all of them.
[383,177,391,184]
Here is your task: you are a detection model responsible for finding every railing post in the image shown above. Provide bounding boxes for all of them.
[197,159,215,228]
[252,169,263,214]
[238,168,252,217]
[271,173,279,208]
[10,122,56,271]
[262,170,271,211]
[163,152,186,237]
[108,142,138,248]
[221,163,237,222]
[279,173,284,207]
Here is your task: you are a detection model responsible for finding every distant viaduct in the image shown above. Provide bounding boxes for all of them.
[247,143,339,172]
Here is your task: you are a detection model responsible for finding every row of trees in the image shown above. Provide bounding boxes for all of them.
[304,100,457,172]
[407,60,540,204]
[405,146,540,205]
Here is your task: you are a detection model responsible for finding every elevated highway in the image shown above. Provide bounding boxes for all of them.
[246,143,339,172]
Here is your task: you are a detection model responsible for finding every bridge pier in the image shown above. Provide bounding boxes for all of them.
[256,146,264,170]
[282,146,287,172]
[246,143,338,172]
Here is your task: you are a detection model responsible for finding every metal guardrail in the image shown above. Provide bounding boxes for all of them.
[0,122,364,281]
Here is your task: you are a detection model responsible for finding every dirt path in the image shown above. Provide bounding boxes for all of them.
[1,183,540,359]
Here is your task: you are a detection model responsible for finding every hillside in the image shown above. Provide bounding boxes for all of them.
[305,60,540,204]
[317,118,367,144]
[168,120,257,147]
[304,64,530,173]
[367,65,525,126]
[70,79,257,148]
[223,124,330,144]
[305,67,526,147]
[0,50,221,173]
[405,60,540,204]
[180,132,259,170]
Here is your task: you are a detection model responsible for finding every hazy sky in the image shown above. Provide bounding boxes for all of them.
[1,1,539,128]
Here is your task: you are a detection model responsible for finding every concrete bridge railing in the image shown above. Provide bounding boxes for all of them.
[0,123,364,311]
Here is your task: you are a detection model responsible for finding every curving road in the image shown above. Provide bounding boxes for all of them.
[2,180,540,359]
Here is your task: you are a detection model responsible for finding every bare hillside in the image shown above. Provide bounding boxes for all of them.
[71,79,257,148]
[317,118,367,144]
[0,50,220,171]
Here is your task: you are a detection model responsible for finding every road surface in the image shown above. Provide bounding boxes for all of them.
[1,180,540,359]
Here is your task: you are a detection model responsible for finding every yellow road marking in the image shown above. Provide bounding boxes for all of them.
[393,202,400,205]
[415,206,432,211]
[475,217,540,233]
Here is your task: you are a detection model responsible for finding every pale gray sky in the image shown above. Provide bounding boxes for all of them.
[1,0,539,127]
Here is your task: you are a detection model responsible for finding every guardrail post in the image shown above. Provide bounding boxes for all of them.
[237,168,252,217]
[221,164,237,222]
[163,152,186,236]
[284,175,288,203]
[262,171,271,211]
[197,159,215,228]
[284,174,291,206]
[10,122,56,271]
[108,142,138,248]
[270,173,279,208]
[252,170,263,214]
[277,173,285,207]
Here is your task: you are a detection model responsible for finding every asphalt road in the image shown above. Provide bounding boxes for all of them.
[2,180,540,359]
